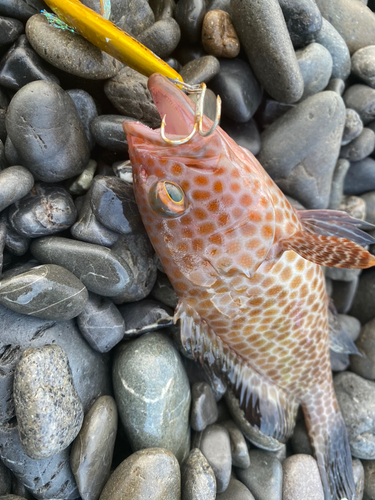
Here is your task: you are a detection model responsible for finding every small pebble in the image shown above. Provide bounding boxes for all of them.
[90,115,129,152]
[343,84,375,124]
[119,299,173,337]
[344,157,375,195]
[221,419,250,468]
[137,18,181,59]
[340,127,375,161]
[190,381,219,431]
[181,448,216,500]
[77,292,125,352]
[119,0,154,36]
[325,77,345,95]
[282,454,324,500]
[180,55,220,85]
[151,270,179,307]
[99,448,180,500]
[352,45,375,88]
[201,10,240,58]
[278,0,322,49]
[353,458,365,500]
[149,0,175,21]
[315,18,351,80]
[342,108,364,146]
[349,268,375,324]
[70,396,118,500]
[363,459,375,500]
[296,43,333,100]
[361,190,375,224]
[216,477,255,500]
[69,159,97,195]
[0,209,30,256]
[350,317,375,380]
[0,165,34,213]
[174,0,206,43]
[13,344,84,459]
[67,89,98,150]
[328,158,350,209]
[0,0,40,21]
[0,15,24,47]
[290,419,313,456]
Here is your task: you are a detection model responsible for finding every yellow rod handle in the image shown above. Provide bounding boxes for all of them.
[43,0,183,82]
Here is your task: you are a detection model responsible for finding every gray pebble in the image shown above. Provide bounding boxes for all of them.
[315,17,351,80]
[350,317,375,380]
[343,84,375,125]
[352,45,375,88]
[180,56,220,85]
[113,333,191,461]
[216,477,254,500]
[342,108,364,146]
[278,0,322,49]
[220,117,261,155]
[290,419,313,456]
[334,371,375,459]
[70,396,117,500]
[363,459,375,500]
[174,0,206,43]
[339,314,362,342]
[325,265,362,283]
[344,158,375,196]
[181,448,216,500]
[104,66,160,128]
[231,0,303,103]
[258,99,295,129]
[99,448,180,500]
[0,16,23,47]
[258,91,346,209]
[151,270,179,308]
[190,382,218,432]
[296,43,333,101]
[361,190,375,224]
[315,0,375,54]
[181,356,227,402]
[90,115,129,152]
[0,166,34,213]
[26,14,122,79]
[6,81,90,182]
[14,344,84,459]
[8,183,77,238]
[194,424,231,493]
[206,0,231,14]
[221,420,250,469]
[0,263,88,320]
[340,128,375,161]
[0,461,11,496]
[325,78,345,95]
[119,299,173,336]
[353,458,365,500]
[349,268,375,324]
[137,18,181,58]
[282,454,324,500]
[4,137,21,167]
[67,89,98,150]
[340,193,367,220]
[330,350,350,371]
[328,158,350,209]
[118,0,155,36]
[30,236,133,298]
[236,449,283,500]
[149,0,176,21]
[0,210,30,256]
[77,292,125,353]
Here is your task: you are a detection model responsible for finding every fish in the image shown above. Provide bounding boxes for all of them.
[123,73,375,500]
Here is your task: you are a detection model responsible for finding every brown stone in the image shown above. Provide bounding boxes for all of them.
[202,10,240,58]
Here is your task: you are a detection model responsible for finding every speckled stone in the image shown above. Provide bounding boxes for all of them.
[181,448,216,500]
[14,344,84,459]
[201,10,240,58]
[216,478,255,500]
[353,458,365,500]
[343,84,375,125]
[315,18,351,80]
[190,382,218,431]
[180,55,220,85]
[296,43,332,101]
[282,454,324,500]
[0,264,88,320]
[77,292,125,352]
[99,448,180,500]
[113,333,191,461]
[342,108,364,146]
[352,45,375,88]
[137,18,181,58]
[26,14,122,79]
[71,396,117,500]
[0,165,34,213]
[90,115,129,152]
[221,420,250,468]
[363,459,375,500]
[279,0,322,49]
[174,0,206,43]
[236,450,283,500]
[340,127,375,161]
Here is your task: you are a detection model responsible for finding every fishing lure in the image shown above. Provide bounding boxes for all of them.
[124,73,375,500]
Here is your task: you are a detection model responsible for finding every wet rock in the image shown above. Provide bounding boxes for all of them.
[30,236,133,298]
[209,58,262,122]
[343,84,375,124]
[190,382,218,432]
[0,264,88,320]
[180,55,220,85]
[328,158,350,209]
[26,14,122,79]
[77,292,125,352]
[206,0,231,14]
[0,165,34,213]
[236,449,283,500]
[201,10,240,58]
[149,0,175,21]
[104,66,160,128]
[0,0,43,21]
[113,333,191,461]
[119,299,173,337]
[194,424,231,493]
[350,318,375,380]
[91,115,129,152]
[221,420,250,468]
[216,478,254,500]
[67,89,98,150]
[334,371,375,459]
[353,458,365,500]
[363,459,375,500]
[118,0,154,36]
[71,396,117,500]
[0,210,30,256]
[6,81,90,182]
[296,43,332,101]
[278,0,322,49]
[342,108,364,146]
[258,99,295,129]
[315,0,375,54]
[258,91,346,209]
[14,344,84,459]
[231,0,303,103]
[174,0,206,44]
[220,117,261,155]
[282,454,324,500]
[344,158,375,195]
[99,448,180,500]
[0,16,24,47]
[352,45,375,88]
[137,18,181,59]
[340,128,375,161]
[181,448,216,500]
[0,35,59,91]
[151,270,178,307]
[69,159,97,196]
[8,183,77,238]
[0,460,11,495]
[315,18,351,81]
[0,421,79,500]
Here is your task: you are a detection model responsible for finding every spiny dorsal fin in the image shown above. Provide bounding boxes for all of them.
[281,231,375,269]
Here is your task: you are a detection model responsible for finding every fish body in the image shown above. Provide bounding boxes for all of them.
[124,74,375,500]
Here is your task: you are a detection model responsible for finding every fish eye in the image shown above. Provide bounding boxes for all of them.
[149,181,187,217]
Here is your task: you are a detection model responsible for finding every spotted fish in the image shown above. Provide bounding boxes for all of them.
[124,74,375,500]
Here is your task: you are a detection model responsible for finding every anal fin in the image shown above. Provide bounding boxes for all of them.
[175,301,299,446]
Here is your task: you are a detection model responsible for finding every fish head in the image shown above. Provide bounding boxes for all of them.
[123,74,277,290]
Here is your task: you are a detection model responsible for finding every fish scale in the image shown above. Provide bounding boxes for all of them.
[124,74,375,500]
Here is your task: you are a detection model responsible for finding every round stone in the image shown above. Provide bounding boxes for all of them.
[216,478,255,500]
[0,16,24,47]
[296,43,333,100]
[90,115,129,152]
[0,165,34,213]
[315,18,351,80]
[13,344,84,460]
[181,448,216,500]
[137,18,181,58]
[221,117,261,155]
[174,0,206,43]
[190,381,219,431]
[221,420,250,469]
[341,109,364,146]
[340,127,375,161]
[67,89,98,150]
[343,84,375,124]
[352,45,375,88]
[202,10,240,58]
[350,317,375,380]
[279,0,322,49]
[180,56,220,85]
[282,454,324,500]
[344,157,375,196]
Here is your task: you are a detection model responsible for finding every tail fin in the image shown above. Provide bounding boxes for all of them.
[302,390,355,500]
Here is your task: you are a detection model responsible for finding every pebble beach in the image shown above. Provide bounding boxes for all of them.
[1,0,375,499]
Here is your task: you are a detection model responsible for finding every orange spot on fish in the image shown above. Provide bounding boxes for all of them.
[199,222,215,234]
[262,225,273,239]
[209,234,223,245]
[172,164,182,175]
[194,175,209,186]
[192,190,210,201]
[213,181,223,193]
